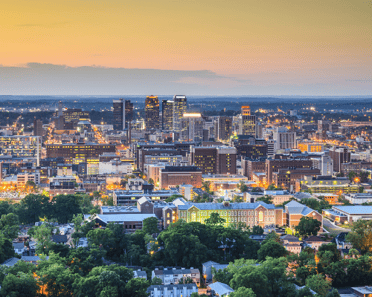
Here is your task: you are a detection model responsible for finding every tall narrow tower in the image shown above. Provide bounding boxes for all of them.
[173,95,187,133]
[145,96,160,130]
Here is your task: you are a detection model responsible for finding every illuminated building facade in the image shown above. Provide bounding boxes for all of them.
[46,143,116,164]
[63,108,90,129]
[273,127,297,151]
[162,99,174,130]
[145,96,160,130]
[297,142,324,153]
[180,113,204,142]
[160,166,202,189]
[177,201,283,228]
[239,106,256,136]
[232,135,267,159]
[173,95,187,133]
[190,146,237,174]
[0,136,41,164]
[215,116,233,141]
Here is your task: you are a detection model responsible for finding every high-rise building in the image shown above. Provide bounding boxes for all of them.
[113,99,134,131]
[63,108,90,130]
[215,116,233,141]
[33,119,43,136]
[0,136,41,166]
[180,113,204,142]
[273,127,297,151]
[321,151,334,176]
[190,146,237,175]
[145,96,160,130]
[173,95,187,132]
[162,100,174,131]
[239,106,256,136]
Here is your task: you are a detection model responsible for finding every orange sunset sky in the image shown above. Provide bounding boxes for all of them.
[1,0,371,95]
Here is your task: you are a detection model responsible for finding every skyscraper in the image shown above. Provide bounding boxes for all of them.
[33,119,43,136]
[215,116,232,141]
[239,106,256,136]
[162,99,174,131]
[113,99,133,130]
[180,113,204,142]
[145,96,160,130]
[173,95,187,133]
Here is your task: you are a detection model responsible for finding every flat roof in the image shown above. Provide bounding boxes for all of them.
[333,206,372,215]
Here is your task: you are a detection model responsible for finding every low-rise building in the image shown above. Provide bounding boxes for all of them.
[323,205,372,223]
[281,235,302,254]
[160,166,202,189]
[208,282,234,297]
[147,284,198,297]
[283,200,323,229]
[303,236,330,250]
[344,193,372,204]
[152,267,201,286]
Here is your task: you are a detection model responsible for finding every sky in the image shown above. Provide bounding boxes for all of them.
[0,0,371,95]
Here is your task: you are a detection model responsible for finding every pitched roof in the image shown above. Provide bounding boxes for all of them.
[209,282,234,295]
[178,201,276,211]
[304,236,324,242]
[1,257,21,267]
[52,235,68,243]
[281,235,300,242]
[12,242,25,250]
[285,200,316,216]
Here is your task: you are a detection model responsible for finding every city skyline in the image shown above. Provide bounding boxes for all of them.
[1,0,371,95]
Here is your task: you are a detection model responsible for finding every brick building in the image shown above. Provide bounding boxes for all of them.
[160,166,202,189]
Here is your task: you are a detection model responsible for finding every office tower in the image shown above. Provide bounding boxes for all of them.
[329,147,351,173]
[33,119,43,136]
[273,127,297,151]
[162,99,174,130]
[63,108,90,130]
[191,146,237,174]
[58,101,63,116]
[215,116,233,141]
[180,113,204,142]
[145,96,160,130]
[256,122,263,139]
[173,95,187,132]
[232,135,267,159]
[54,101,65,130]
[239,106,256,136]
[113,99,133,130]
[321,151,334,176]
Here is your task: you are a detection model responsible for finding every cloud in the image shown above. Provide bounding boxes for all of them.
[0,63,371,96]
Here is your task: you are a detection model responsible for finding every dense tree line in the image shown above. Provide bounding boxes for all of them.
[0,194,99,225]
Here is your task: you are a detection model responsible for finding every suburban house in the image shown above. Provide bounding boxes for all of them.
[281,235,302,254]
[133,269,147,280]
[12,242,25,255]
[202,261,228,283]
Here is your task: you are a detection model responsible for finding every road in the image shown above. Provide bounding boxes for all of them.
[323,218,350,234]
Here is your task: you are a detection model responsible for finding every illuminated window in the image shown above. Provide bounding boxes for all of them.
[259,211,263,222]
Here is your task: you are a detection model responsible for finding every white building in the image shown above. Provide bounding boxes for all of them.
[180,113,204,142]
[321,151,334,176]
[273,127,296,151]
[344,193,372,204]
[99,159,132,175]
[17,173,40,185]
[147,284,198,297]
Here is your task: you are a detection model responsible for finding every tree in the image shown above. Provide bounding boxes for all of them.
[348,171,357,182]
[359,171,370,183]
[179,277,194,284]
[33,223,54,254]
[297,286,315,297]
[17,194,51,224]
[257,195,273,204]
[0,272,38,297]
[148,178,154,185]
[124,278,150,297]
[71,214,84,248]
[52,194,82,223]
[142,217,159,234]
[346,220,372,254]
[0,233,15,263]
[165,194,183,203]
[326,289,341,297]
[0,213,20,240]
[230,287,256,297]
[295,216,321,237]
[238,181,248,193]
[257,240,287,261]
[252,225,264,235]
[151,277,163,285]
[205,212,226,226]
[306,274,331,297]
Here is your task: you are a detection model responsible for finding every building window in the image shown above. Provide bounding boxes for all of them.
[259,211,263,222]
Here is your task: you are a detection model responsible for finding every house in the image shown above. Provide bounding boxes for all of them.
[281,235,302,254]
[133,269,147,280]
[284,200,323,229]
[152,267,201,286]
[249,234,267,243]
[1,257,21,267]
[208,282,234,297]
[21,256,48,265]
[12,242,25,255]
[202,261,229,283]
[52,235,68,244]
[303,236,330,250]
[147,283,198,297]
